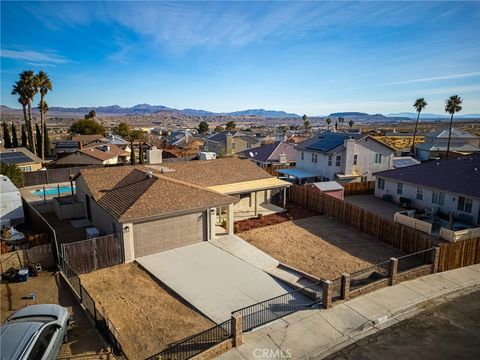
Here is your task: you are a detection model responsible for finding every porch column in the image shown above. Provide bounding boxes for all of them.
[254,191,258,216]
[283,187,287,208]
[218,206,223,225]
[209,208,216,240]
[122,222,135,262]
[227,203,234,235]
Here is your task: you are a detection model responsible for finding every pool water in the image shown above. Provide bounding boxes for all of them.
[32,186,75,196]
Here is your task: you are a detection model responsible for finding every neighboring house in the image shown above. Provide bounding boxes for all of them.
[74,158,290,261]
[279,132,395,184]
[392,156,421,168]
[415,128,480,161]
[72,134,105,146]
[55,144,129,166]
[0,175,24,227]
[374,155,480,225]
[54,141,82,159]
[0,147,43,172]
[237,141,297,168]
[202,131,261,156]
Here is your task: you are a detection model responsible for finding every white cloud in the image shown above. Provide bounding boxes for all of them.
[1,49,69,66]
[378,72,480,86]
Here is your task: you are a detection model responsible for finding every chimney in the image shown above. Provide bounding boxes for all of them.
[279,153,287,164]
[344,138,356,175]
[78,141,83,150]
[185,129,190,143]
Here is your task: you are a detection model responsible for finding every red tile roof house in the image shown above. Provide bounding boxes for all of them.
[55,144,129,166]
[73,158,290,261]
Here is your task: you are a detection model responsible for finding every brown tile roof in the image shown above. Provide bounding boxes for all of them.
[79,166,236,222]
[79,144,129,161]
[160,157,273,187]
[72,135,105,143]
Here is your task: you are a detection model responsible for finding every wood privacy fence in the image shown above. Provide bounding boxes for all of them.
[60,234,123,274]
[437,237,480,272]
[22,166,86,187]
[342,181,375,196]
[288,185,433,253]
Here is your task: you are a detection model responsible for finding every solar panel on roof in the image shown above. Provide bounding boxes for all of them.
[0,152,34,164]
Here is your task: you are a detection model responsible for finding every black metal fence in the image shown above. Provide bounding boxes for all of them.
[349,260,391,290]
[233,281,323,333]
[149,320,232,360]
[397,248,434,272]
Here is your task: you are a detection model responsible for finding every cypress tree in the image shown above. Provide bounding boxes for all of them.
[130,140,136,165]
[2,122,12,148]
[35,123,43,158]
[21,124,28,148]
[11,123,19,148]
[139,143,145,164]
[43,122,51,157]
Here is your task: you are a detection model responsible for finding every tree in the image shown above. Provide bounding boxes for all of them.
[325,117,332,130]
[130,140,136,165]
[38,100,49,158]
[69,119,105,135]
[334,121,338,131]
[139,143,145,165]
[444,95,463,158]
[113,122,131,138]
[35,71,52,161]
[11,123,19,148]
[214,125,224,132]
[412,98,427,154]
[303,115,311,134]
[43,122,51,157]
[225,121,236,131]
[2,122,12,148]
[21,124,27,147]
[198,120,209,134]
[12,70,38,154]
[348,120,354,129]
[0,163,24,188]
[85,110,96,120]
[35,123,43,158]
[129,129,144,141]
[338,116,345,129]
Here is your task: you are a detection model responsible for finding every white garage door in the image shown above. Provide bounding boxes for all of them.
[133,212,206,257]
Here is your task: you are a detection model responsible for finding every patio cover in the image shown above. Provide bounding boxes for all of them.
[276,168,320,179]
[208,177,291,195]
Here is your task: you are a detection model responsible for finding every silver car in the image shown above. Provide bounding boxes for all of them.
[1,304,69,360]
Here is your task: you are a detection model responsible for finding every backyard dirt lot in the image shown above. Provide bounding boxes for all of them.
[240,215,406,280]
[1,271,106,359]
[80,262,215,360]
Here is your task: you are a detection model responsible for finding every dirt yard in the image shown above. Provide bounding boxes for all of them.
[80,262,214,360]
[1,271,107,359]
[239,215,406,280]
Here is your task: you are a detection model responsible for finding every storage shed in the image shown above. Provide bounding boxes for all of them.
[0,175,25,227]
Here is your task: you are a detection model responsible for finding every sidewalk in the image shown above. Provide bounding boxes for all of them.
[217,264,480,360]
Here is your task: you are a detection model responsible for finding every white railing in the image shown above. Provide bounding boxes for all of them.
[394,212,433,235]
[440,227,480,242]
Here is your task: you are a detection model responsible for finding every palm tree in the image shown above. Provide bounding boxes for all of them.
[338,116,345,130]
[11,80,30,150]
[411,98,427,154]
[325,117,332,130]
[11,123,19,148]
[348,120,354,129]
[36,71,52,161]
[444,95,463,158]
[39,101,49,157]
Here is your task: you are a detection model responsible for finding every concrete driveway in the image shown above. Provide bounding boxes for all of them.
[136,242,304,324]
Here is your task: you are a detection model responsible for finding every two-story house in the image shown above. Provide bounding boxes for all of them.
[278,132,395,184]
[202,131,261,156]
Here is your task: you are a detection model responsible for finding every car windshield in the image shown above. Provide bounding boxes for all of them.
[8,316,57,324]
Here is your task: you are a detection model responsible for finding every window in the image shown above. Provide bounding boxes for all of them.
[323,177,330,181]
[416,187,423,200]
[246,142,252,149]
[28,325,57,360]
[432,191,445,205]
[397,182,403,195]
[375,153,382,164]
[458,196,473,213]
[353,154,358,165]
[335,155,341,167]
[361,176,368,182]
[301,151,304,161]
[311,152,317,163]
[377,178,385,190]
[328,155,332,166]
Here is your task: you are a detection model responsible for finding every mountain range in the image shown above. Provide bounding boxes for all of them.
[387,112,480,119]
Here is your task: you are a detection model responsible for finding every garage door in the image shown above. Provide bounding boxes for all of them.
[133,212,207,257]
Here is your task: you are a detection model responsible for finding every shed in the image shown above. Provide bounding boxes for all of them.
[0,175,25,227]
[308,181,344,200]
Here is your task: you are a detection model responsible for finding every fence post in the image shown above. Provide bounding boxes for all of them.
[389,257,398,286]
[431,246,440,273]
[322,280,333,309]
[341,273,350,301]
[93,238,98,271]
[231,313,243,347]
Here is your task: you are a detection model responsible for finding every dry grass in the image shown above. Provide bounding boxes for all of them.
[240,216,406,280]
[80,262,214,360]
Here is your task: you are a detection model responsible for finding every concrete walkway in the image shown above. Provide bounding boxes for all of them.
[217,264,480,360]
[136,242,308,324]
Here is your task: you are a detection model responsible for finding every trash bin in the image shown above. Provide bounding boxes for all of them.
[17,268,29,282]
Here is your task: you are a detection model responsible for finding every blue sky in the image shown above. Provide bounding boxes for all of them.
[1,0,479,115]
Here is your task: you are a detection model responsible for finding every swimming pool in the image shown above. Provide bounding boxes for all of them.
[31,186,75,196]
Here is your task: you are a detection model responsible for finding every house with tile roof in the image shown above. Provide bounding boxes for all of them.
[236,141,297,168]
[374,154,480,226]
[55,144,129,166]
[0,147,43,172]
[202,131,261,156]
[73,158,291,261]
[278,131,395,184]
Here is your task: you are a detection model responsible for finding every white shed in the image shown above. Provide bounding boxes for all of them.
[0,175,25,227]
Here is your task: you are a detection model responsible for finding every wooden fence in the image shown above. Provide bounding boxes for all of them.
[288,185,433,254]
[343,181,375,196]
[437,237,480,272]
[61,234,123,274]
